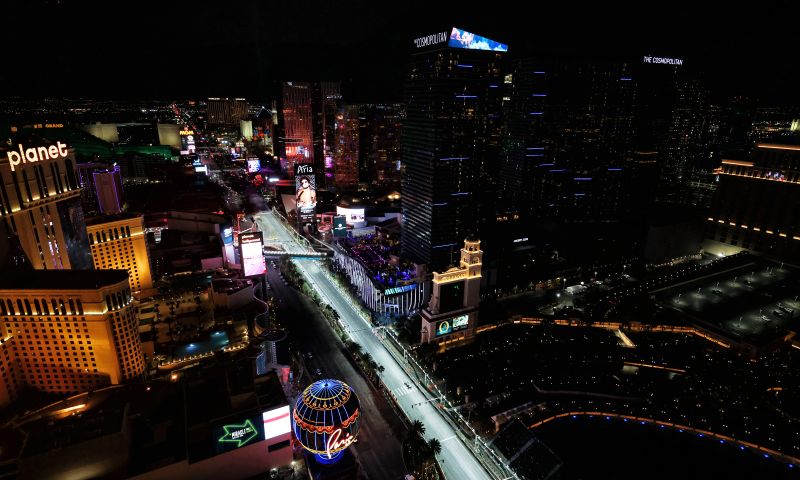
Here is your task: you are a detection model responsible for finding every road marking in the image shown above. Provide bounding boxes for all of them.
[440,435,457,443]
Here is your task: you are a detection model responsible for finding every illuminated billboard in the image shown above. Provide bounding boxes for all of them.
[333,215,347,238]
[240,231,266,277]
[336,206,365,225]
[247,157,261,173]
[263,405,291,440]
[295,163,317,224]
[214,415,264,454]
[448,27,508,52]
[179,127,196,155]
[434,314,469,337]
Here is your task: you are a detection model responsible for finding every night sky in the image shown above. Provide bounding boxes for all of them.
[3,0,798,104]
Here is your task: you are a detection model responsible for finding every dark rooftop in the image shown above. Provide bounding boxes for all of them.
[85,212,141,226]
[0,269,129,290]
[490,419,563,480]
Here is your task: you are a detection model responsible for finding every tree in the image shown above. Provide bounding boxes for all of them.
[410,419,426,438]
[426,438,441,457]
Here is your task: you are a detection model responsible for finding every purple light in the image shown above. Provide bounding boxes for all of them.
[549,169,567,172]
[456,64,473,68]
[526,147,544,150]
[538,163,554,167]
[607,168,623,171]
[620,77,632,81]
[574,193,586,196]
[531,94,547,97]
[526,154,544,157]
[574,177,592,181]
[455,95,478,98]
[439,157,469,161]
[451,192,470,196]
[529,112,544,115]
[534,71,545,74]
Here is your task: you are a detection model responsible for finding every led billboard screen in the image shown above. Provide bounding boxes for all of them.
[247,158,261,173]
[240,231,266,277]
[434,314,469,337]
[448,28,508,52]
[336,206,365,224]
[333,215,347,238]
[295,163,317,224]
[263,405,291,440]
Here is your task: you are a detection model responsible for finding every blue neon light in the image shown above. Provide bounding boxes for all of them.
[456,64,473,68]
[527,147,544,150]
[526,154,544,157]
[455,95,478,98]
[574,193,586,196]
[489,84,499,88]
[451,192,470,196]
[432,243,458,249]
[607,168,623,171]
[549,169,567,172]
[574,177,593,181]
[448,27,508,52]
[432,202,448,206]
[534,71,545,74]
[529,112,544,115]
[531,94,548,97]
[440,157,469,161]
[620,77,632,81]
[538,163,554,167]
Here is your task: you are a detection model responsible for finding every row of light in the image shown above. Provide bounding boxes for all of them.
[708,218,800,240]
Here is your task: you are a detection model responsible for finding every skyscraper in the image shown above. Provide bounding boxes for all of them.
[93,164,124,215]
[500,58,638,222]
[333,106,360,190]
[278,83,315,176]
[207,98,248,125]
[0,138,93,270]
[357,104,403,187]
[0,270,145,406]
[401,28,506,271]
[86,214,154,295]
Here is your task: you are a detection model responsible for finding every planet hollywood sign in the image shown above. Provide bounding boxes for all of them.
[5,142,69,172]
[643,55,684,66]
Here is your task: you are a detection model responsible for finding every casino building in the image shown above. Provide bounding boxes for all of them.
[0,138,92,270]
[0,270,145,406]
[86,213,155,296]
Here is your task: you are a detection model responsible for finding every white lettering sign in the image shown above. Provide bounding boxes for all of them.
[414,31,449,48]
[326,428,356,458]
[6,142,68,172]
[643,56,684,66]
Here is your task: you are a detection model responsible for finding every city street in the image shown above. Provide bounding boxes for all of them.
[256,210,495,480]
[263,259,407,479]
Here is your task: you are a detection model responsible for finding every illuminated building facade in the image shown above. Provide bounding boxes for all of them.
[293,379,360,464]
[0,270,144,406]
[93,165,124,215]
[278,82,315,177]
[421,238,482,345]
[401,28,506,271]
[207,98,248,125]
[86,214,154,295]
[705,142,800,261]
[333,106,360,190]
[0,140,93,270]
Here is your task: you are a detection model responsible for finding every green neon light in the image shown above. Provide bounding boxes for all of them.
[218,419,258,447]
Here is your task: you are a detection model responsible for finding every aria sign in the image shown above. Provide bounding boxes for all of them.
[6,142,69,172]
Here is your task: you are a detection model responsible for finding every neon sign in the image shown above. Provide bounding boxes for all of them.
[384,284,417,296]
[326,428,357,458]
[218,419,258,448]
[643,56,684,66]
[6,142,69,172]
[414,31,449,48]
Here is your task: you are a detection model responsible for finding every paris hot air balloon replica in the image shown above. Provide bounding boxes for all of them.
[293,379,361,463]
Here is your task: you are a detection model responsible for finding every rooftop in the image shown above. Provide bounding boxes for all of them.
[85,211,142,226]
[0,269,129,291]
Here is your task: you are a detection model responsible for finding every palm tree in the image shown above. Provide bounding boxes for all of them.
[427,438,441,457]
[410,419,426,438]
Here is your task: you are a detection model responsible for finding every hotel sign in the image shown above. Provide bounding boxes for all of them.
[643,56,684,66]
[414,31,449,48]
[6,142,69,172]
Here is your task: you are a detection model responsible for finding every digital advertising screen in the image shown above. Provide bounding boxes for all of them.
[247,158,261,173]
[336,206,365,224]
[448,27,508,52]
[213,414,265,454]
[434,314,469,338]
[439,280,465,313]
[240,231,266,277]
[294,163,317,224]
[262,405,291,441]
[333,215,347,238]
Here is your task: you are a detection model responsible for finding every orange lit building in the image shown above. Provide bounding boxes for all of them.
[0,270,145,406]
[705,142,800,260]
[86,214,154,296]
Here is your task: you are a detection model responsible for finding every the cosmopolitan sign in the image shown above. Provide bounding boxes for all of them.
[643,56,684,66]
[6,142,69,172]
[414,31,449,48]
